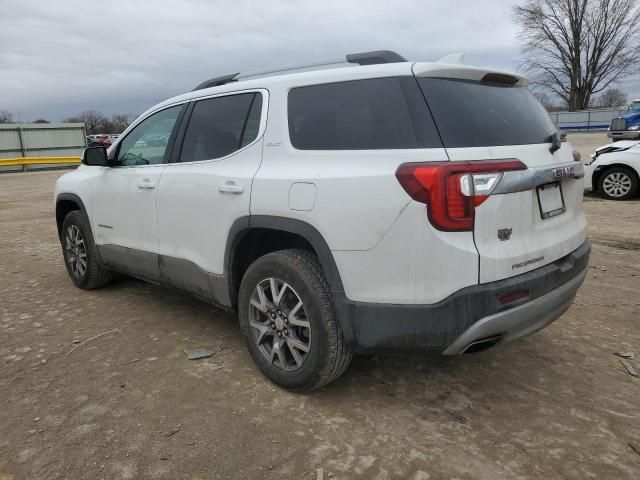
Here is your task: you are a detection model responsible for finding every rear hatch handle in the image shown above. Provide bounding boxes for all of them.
[493,161,585,195]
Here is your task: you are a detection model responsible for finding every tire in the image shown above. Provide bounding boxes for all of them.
[597,166,639,200]
[238,249,352,391]
[60,210,113,289]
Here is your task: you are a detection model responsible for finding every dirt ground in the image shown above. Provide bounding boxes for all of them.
[1,135,639,479]
[567,131,611,161]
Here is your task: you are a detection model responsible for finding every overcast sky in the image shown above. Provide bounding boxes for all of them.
[1,0,639,122]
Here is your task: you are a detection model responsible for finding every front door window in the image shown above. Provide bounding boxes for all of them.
[114,105,183,166]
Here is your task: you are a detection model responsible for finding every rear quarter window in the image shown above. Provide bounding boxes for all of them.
[288,77,442,150]
[417,77,556,148]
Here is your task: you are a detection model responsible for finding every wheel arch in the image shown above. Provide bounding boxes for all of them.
[55,193,88,239]
[225,216,345,310]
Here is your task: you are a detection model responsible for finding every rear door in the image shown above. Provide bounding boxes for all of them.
[415,69,587,283]
[156,90,266,304]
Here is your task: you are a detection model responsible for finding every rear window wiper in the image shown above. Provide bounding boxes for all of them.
[547,132,562,154]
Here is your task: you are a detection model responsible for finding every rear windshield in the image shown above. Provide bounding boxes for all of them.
[288,77,442,150]
[417,78,556,148]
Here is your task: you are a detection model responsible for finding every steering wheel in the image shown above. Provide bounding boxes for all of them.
[124,152,149,165]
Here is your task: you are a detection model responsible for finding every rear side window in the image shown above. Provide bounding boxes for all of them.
[417,78,556,148]
[179,92,262,162]
[288,77,442,150]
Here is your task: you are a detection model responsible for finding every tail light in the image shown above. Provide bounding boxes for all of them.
[395,159,527,231]
[572,150,581,162]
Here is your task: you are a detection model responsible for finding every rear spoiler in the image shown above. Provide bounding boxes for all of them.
[412,62,528,87]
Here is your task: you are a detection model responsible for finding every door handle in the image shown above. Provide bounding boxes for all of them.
[137,179,156,190]
[218,182,244,194]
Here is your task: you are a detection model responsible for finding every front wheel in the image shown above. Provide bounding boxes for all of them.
[60,210,113,289]
[598,167,639,200]
[238,249,352,391]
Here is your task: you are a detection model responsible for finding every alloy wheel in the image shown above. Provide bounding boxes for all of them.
[248,278,311,372]
[602,171,632,198]
[65,225,87,278]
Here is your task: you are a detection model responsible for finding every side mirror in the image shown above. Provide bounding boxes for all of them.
[82,146,108,166]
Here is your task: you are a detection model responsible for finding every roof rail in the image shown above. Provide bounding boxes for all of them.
[192,50,407,91]
[346,50,407,65]
[192,73,239,92]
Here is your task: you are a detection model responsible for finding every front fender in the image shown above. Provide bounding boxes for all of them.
[54,166,97,234]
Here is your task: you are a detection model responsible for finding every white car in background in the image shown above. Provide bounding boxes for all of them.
[585,140,640,200]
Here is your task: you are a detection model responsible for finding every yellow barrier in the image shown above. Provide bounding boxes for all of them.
[0,157,81,167]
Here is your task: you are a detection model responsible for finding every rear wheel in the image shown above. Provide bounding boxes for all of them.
[598,167,638,200]
[238,249,352,391]
[61,210,113,289]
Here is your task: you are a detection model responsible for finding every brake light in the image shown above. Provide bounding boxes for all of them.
[395,160,527,231]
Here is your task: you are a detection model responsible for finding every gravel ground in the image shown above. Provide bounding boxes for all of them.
[1,144,639,479]
[566,131,611,161]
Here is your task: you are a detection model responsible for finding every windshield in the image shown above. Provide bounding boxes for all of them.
[629,101,640,112]
[417,78,557,148]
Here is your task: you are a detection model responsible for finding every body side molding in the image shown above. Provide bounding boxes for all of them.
[94,217,348,331]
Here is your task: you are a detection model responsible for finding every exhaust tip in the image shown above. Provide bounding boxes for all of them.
[461,335,503,354]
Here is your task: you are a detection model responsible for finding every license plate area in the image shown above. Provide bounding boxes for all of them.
[537,182,565,219]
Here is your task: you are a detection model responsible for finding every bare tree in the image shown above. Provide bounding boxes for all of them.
[533,90,563,110]
[514,0,640,111]
[0,110,13,124]
[64,111,135,134]
[593,87,628,107]
[65,110,107,135]
[109,114,135,133]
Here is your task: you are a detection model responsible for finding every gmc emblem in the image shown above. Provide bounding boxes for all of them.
[552,166,575,181]
[498,228,513,241]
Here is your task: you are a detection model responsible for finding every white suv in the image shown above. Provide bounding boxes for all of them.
[54,50,590,391]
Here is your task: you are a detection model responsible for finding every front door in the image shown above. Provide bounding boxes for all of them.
[91,104,185,281]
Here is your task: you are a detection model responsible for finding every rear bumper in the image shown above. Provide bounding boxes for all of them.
[607,131,640,140]
[442,265,586,354]
[334,240,590,354]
